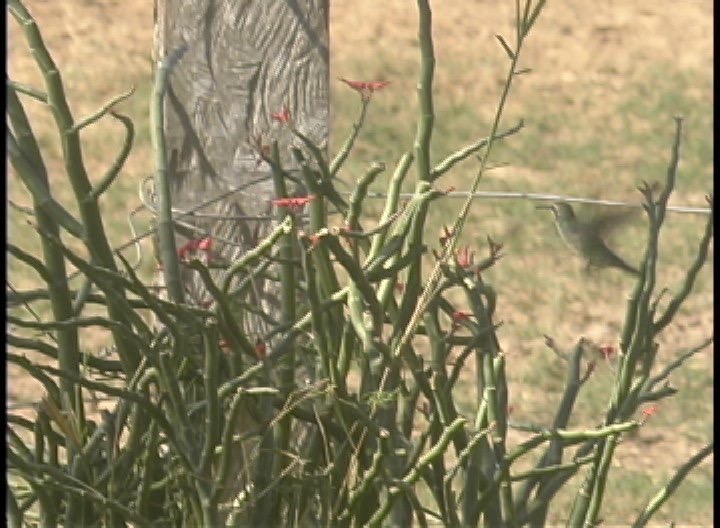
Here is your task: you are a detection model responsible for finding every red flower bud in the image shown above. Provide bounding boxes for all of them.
[456,246,475,268]
[340,78,391,101]
[641,405,659,422]
[255,339,267,360]
[599,345,615,359]
[307,232,322,247]
[271,104,291,124]
[198,236,213,252]
[451,310,473,331]
[271,195,316,214]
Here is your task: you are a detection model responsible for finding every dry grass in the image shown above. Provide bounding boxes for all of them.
[8,0,713,525]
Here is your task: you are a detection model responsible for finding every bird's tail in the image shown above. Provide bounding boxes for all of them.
[616,257,640,276]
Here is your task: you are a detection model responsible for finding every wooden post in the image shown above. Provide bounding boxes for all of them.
[153,0,329,513]
[153,0,329,336]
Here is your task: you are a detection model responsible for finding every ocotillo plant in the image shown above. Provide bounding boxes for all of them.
[7,0,713,527]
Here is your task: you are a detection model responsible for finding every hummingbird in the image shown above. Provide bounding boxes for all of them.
[536,201,640,276]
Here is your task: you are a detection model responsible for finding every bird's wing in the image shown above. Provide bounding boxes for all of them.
[587,206,641,239]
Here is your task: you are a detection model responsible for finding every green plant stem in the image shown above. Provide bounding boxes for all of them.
[6,487,22,528]
[263,142,298,521]
[322,233,384,330]
[7,80,84,441]
[135,420,160,519]
[150,44,187,304]
[414,0,435,184]
[300,239,334,383]
[186,260,256,359]
[7,287,209,317]
[150,46,187,303]
[430,119,524,180]
[347,162,386,230]
[6,131,85,238]
[199,326,221,476]
[9,0,140,373]
[510,455,595,481]
[653,194,713,334]
[31,361,196,473]
[520,340,587,524]
[9,452,152,527]
[88,111,134,201]
[619,120,683,402]
[330,97,369,177]
[7,78,48,102]
[424,306,466,453]
[505,421,638,465]
[368,151,413,263]
[221,216,293,292]
[293,146,345,357]
[69,87,135,132]
[582,434,620,527]
[396,0,544,360]
[212,391,259,503]
[367,418,466,526]
[631,441,714,528]
[645,337,713,392]
[27,239,154,349]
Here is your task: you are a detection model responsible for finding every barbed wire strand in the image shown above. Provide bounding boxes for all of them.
[8,179,711,410]
[364,190,711,215]
[8,178,710,291]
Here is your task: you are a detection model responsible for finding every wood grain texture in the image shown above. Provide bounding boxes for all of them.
[154,0,329,342]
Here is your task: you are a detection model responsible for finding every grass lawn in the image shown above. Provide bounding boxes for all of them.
[8,1,712,525]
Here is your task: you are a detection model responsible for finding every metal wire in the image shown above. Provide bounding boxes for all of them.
[8,174,710,292]
[363,190,712,215]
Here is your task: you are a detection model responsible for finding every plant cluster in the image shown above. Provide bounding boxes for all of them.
[7,0,712,526]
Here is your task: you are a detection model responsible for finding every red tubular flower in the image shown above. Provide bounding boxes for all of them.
[271,104,291,124]
[198,236,213,252]
[641,405,659,422]
[340,78,391,101]
[271,196,316,207]
[456,246,475,268]
[177,238,200,261]
[599,345,615,359]
[177,236,215,262]
[255,339,267,360]
[366,80,391,91]
[452,311,472,322]
[307,232,322,248]
[272,195,316,214]
[451,310,473,331]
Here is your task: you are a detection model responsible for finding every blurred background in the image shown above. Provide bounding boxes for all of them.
[8,1,713,524]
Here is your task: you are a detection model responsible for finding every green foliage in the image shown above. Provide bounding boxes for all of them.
[6,0,713,527]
